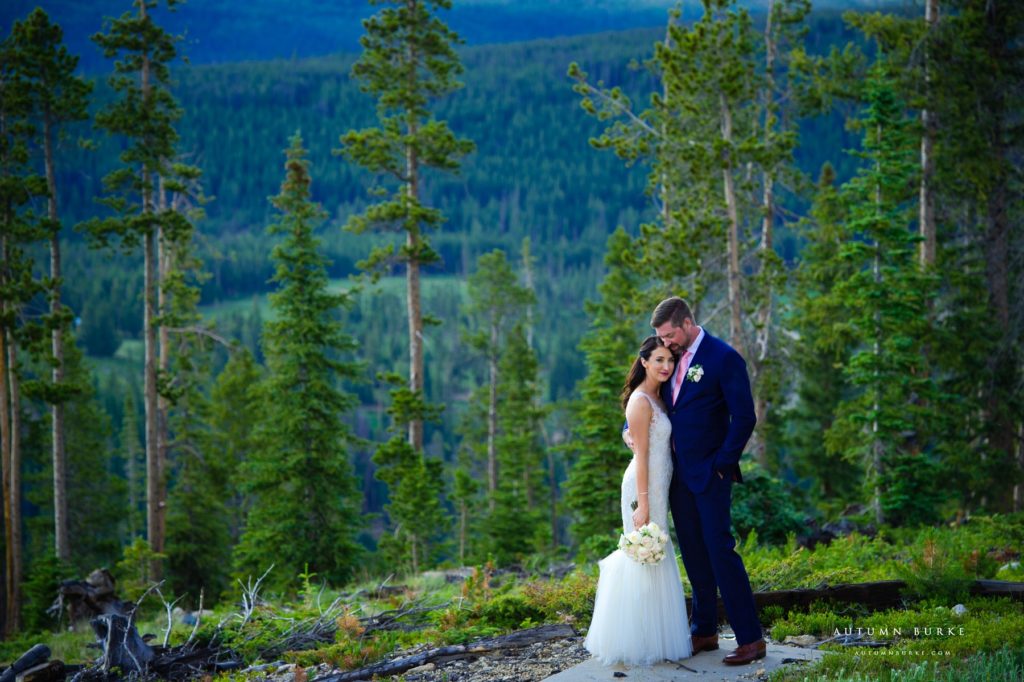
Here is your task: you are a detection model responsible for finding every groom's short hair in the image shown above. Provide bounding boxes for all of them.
[651,297,694,328]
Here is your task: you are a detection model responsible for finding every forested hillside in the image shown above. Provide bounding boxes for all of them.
[1,1,1020,664]
[58,16,859,379]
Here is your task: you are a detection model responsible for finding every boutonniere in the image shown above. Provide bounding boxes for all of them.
[686,364,704,383]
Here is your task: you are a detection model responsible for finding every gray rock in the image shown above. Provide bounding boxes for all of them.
[783,634,819,647]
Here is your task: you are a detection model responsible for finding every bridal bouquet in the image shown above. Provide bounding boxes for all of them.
[618,522,670,565]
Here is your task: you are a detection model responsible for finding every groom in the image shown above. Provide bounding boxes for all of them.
[626,296,765,665]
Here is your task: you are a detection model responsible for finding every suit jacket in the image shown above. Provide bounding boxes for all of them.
[661,332,756,493]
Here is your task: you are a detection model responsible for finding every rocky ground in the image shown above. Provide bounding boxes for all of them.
[398,636,591,682]
[256,635,592,682]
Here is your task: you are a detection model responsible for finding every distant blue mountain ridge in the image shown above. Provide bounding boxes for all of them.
[4,0,896,73]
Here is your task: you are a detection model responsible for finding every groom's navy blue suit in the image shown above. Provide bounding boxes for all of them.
[660,329,762,646]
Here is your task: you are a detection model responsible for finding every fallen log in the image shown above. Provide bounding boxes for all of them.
[10,660,65,682]
[0,644,50,682]
[971,579,1024,599]
[688,579,1024,623]
[311,623,576,682]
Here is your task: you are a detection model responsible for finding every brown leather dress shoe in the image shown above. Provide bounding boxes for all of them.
[723,638,766,665]
[690,633,719,653]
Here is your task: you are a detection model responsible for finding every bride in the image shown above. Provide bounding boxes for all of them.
[584,335,693,665]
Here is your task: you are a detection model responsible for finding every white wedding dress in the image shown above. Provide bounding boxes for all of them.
[584,390,693,665]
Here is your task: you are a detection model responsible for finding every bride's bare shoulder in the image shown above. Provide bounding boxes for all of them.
[625,390,654,423]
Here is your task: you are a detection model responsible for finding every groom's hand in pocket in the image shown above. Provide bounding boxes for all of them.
[622,427,636,453]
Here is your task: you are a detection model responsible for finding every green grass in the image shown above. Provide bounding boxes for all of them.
[769,597,1024,681]
[11,516,1024,677]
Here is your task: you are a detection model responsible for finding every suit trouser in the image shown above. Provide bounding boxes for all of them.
[669,471,762,646]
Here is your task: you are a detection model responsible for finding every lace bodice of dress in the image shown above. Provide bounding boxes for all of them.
[620,390,673,534]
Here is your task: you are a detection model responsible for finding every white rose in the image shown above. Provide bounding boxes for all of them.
[637,547,652,560]
[647,522,661,533]
[640,536,654,549]
[628,531,642,544]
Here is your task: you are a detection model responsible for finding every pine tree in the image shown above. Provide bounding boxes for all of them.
[207,348,262,546]
[571,0,808,468]
[464,250,534,512]
[9,8,92,563]
[23,334,124,573]
[483,324,548,564]
[338,0,472,575]
[338,0,474,452]
[161,174,230,603]
[233,134,363,589]
[929,0,1023,510]
[784,163,860,513]
[372,385,448,574]
[87,0,194,574]
[449,465,479,565]
[821,67,942,526]
[0,27,48,633]
[563,229,646,556]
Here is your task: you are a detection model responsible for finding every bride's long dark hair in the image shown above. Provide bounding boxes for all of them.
[621,335,671,409]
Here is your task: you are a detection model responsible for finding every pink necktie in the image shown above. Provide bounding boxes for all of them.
[672,350,692,403]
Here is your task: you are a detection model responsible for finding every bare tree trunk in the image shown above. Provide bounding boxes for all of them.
[749,0,777,469]
[157,179,171,557]
[5,326,22,632]
[919,0,938,268]
[659,19,674,231]
[720,94,746,359]
[405,9,424,453]
[43,112,70,562]
[487,317,498,512]
[0,253,15,636]
[140,1,163,577]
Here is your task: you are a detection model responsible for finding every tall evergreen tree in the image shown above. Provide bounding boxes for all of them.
[821,67,942,526]
[784,163,860,513]
[930,0,1023,510]
[86,0,193,574]
[207,348,262,547]
[845,0,1024,511]
[571,0,808,468]
[233,134,363,589]
[564,229,646,555]
[338,0,474,453]
[0,28,48,633]
[161,176,230,603]
[483,323,548,564]
[372,383,448,574]
[9,8,92,563]
[24,334,124,573]
[464,249,534,512]
[338,0,472,575]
